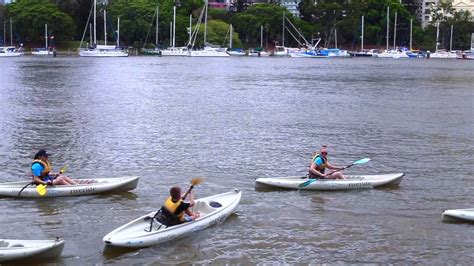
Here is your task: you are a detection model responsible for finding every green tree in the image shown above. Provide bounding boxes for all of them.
[232,3,313,48]
[6,0,75,44]
[107,0,202,47]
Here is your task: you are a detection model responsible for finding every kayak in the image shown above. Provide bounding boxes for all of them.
[0,238,65,262]
[255,173,404,190]
[442,208,474,223]
[103,189,242,248]
[0,176,139,198]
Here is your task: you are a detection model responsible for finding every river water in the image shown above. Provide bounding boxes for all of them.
[0,56,473,264]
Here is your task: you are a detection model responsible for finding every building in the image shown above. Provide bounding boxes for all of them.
[451,0,474,14]
[280,0,301,17]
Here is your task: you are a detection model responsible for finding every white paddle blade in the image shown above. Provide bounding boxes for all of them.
[354,158,371,165]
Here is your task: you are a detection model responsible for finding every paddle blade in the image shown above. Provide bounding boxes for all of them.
[191,177,203,186]
[59,165,68,174]
[299,179,316,188]
[36,184,47,196]
[353,158,371,165]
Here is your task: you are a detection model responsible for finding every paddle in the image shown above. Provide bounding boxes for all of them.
[35,165,68,197]
[299,158,371,188]
[145,177,204,232]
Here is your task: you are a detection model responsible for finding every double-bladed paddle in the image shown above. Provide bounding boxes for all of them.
[299,158,371,188]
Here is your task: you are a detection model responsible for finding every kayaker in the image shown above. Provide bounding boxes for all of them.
[309,145,345,179]
[156,186,200,226]
[31,149,79,186]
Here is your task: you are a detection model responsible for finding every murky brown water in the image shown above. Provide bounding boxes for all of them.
[0,56,473,264]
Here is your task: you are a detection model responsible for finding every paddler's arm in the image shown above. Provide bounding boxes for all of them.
[309,162,326,178]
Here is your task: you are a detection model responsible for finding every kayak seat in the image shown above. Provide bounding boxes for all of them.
[0,240,9,247]
[11,244,25,247]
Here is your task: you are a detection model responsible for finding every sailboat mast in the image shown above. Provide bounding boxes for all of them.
[156,7,159,47]
[117,16,120,47]
[10,18,12,46]
[386,6,389,51]
[45,24,48,50]
[204,0,208,45]
[261,25,263,48]
[361,16,364,51]
[282,13,285,46]
[435,22,439,51]
[229,24,233,48]
[410,19,413,50]
[104,10,107,45]
[173,5,176,48]
[189,14,192,44]
[449,25,453,51]
[93,0,96,46]
[393,11,397,49]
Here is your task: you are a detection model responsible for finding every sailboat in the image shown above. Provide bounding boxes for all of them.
[161,5,189,56]
[78,0,128,57]
[226,24,246,56]
[429,22,457,59]
[0,19,23,57]
[32,24,52,55]
[350,16,376,57]
[247,25,270,57]
[189,0,229,57]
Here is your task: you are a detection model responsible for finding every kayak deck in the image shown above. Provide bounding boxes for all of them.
[442,208,474,223]
[255,173,404,190]
[103,189,242,248]
[0,176,139,198]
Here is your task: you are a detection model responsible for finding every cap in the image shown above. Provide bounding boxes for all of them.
[36,149,50,157]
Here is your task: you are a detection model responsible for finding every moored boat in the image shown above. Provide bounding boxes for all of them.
[442,208,474,223]
[103,189,242,248]
[255,173,404,190]
[0,238,65,263]
[0,176,139,198]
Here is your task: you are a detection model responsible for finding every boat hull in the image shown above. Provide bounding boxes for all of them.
[255,173,404,190]
[0,176,139,198]
[0,239,65,263]
[103,189,242,248]
[442,209,474,223]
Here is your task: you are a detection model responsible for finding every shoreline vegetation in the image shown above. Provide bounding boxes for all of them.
[1,0,473,53]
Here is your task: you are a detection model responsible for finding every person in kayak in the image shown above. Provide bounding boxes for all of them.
[31,149,79,186]
[155,186,200,227]
[309,145,345,179]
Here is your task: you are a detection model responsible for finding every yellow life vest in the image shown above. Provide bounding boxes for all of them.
[311,154,327,173]
[163,197,185,222]
[31,159,52,179]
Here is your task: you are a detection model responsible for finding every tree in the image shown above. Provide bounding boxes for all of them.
[232,3,313,48]
[6,0,75,44]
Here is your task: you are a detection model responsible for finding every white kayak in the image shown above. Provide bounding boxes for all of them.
[103,189,242,248]
[0,238,65,263]
[0,176,139,198]
[255,173,404,190]
[442,208,474,223]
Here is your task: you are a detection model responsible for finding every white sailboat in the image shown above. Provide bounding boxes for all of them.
[429,22,457,59]
[189,0,229,57]
[161,5,189,56]
[32,24,52,55]
[0,19,23,57]
[0,46,23,57]
[79,0,128,57]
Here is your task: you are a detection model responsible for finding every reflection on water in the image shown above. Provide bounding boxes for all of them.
[0,57,473,263]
